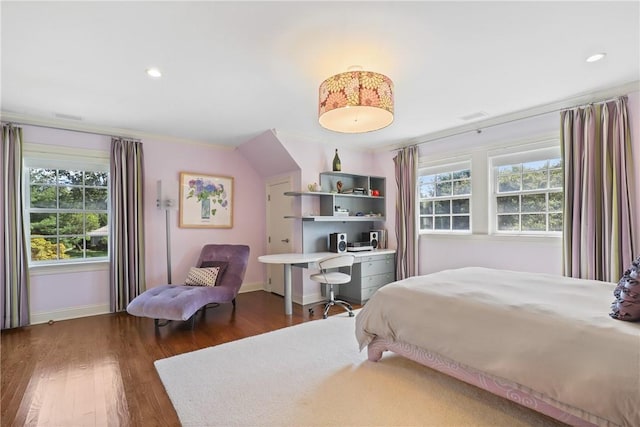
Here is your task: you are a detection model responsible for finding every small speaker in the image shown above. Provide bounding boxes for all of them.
[363,231,379,249]
[329,233,347,253]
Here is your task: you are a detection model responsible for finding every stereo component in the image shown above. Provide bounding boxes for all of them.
[363,231,380,249]
[329,232,347,253]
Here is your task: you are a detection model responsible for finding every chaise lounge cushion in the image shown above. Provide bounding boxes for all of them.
[126,244,250,322]
[126,283,237,321]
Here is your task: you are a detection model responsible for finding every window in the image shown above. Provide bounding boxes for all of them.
[26,164,109,263]
[492,154,563,234]
[419,162,471,232]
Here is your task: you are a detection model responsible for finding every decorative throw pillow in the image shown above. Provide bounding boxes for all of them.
[199,260,228,285]
[610,256,640,321]
[185,267,220,287]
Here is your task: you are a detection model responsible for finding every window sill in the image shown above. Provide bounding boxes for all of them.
[29,260,109,276]
[420,233,561,243]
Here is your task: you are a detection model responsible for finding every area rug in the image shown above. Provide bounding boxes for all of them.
[154,312,562,426]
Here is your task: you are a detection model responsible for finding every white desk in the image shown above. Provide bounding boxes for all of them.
[258,249,396,315]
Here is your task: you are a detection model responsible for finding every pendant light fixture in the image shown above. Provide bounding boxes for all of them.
[318,67,394,133]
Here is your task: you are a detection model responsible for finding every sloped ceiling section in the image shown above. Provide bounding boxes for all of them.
[237,129,300,178]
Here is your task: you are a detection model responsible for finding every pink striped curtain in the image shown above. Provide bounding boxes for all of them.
[394,146,418,279]
[560,97,637,282]
[110,137,146,312]
[1,124,30,328]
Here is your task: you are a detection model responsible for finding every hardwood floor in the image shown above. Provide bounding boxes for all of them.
[1,291,358,427]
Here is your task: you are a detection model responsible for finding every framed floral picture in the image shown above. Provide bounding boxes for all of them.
[179,172,233,228]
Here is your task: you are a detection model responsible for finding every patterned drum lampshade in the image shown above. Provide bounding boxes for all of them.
[318,70,394,133]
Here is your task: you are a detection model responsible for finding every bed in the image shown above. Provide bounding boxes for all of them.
[355,267,640,427]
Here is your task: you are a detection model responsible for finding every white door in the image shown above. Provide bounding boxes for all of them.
[266,178,293,295]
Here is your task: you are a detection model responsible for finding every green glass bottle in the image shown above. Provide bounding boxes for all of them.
[332,149,341,172]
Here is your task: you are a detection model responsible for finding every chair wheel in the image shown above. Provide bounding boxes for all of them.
[349,312,355,317]
[322,314,328,319]
[308,308,314,315]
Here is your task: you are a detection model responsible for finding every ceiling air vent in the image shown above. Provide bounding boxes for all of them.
[54,112,83,121]
[459,111,488,121]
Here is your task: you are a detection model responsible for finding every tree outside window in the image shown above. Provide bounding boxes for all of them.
[28,167,109,262]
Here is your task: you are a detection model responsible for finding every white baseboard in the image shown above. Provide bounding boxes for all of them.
[239,283,324,306]
[239,281,267,293]
[300,292,324,306]
[31,303,111,325]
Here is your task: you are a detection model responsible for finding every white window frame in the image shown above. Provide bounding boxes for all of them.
[418,159,472,234]
[489,144,562,236]
[23,143,110,267]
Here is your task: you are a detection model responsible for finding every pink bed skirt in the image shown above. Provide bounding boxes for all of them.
[367,337,608,427]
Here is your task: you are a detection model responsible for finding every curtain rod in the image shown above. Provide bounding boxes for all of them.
[396,93,630,151]
[1,118,140,141]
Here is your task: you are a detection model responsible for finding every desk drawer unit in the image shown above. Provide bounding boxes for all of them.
[339,253,395,304]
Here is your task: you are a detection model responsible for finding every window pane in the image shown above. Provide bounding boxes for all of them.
[548,192,563,211]
[59,186,84,209]
[549,169,563,188]
[85,171,108,187]
[420,183,435,198]
[452,216,469,230]
[30,185,57,208]
[434,200,450,214]
[86,188,108,210]
[453,179,471,195]
[436,172,451,182]
[59,213,84,235]
[419,174,436,184]
[420,217,433,230]
[523,160,548,172]
[452,169,470,180]
[451,198,469,214]
[498,164,521,175]
[30,168,57,184]
[420,201,433,215]
[549,158,562,169]
[497,214,519,231]
[30,237,62,261]
[58,169,83,185]
[521,193,546,212]
[496,195,519,213]
[522,214,546,231]
[549,213,563,231]
[522,171,548,190]
[61,236,85,259]
[498,174,521,192]
[435,182,452,197]
[87,235,109,258]
[30,213,57,235]
[434,216,450,230]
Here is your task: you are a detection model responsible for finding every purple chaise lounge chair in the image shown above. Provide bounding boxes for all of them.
[127,244,250,328]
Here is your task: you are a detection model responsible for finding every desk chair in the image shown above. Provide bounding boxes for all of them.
[308,254,356,319]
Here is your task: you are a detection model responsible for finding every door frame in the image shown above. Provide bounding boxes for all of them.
[265,175,294,293]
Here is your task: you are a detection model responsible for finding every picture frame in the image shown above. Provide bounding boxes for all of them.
[179,172,234,228]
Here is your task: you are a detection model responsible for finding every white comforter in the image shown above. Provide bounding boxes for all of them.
[356,267,640,427]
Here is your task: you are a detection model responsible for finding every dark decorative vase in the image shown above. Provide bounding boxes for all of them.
[332,149,341,172]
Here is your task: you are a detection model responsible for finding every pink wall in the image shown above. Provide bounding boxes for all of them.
[143,138,265,288]
[15,88,640,320]
[409,89,640,276]
[20,126,265,321]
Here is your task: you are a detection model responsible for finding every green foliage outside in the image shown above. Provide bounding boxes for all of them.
[31,237,69,261]
[29,168,109,261]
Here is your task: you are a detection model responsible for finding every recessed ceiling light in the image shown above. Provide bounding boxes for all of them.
[586,53,606,63]
[146,67,162,78]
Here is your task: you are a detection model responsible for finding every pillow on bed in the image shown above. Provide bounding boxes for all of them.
[610,256,640,321]
[185,267,221,287]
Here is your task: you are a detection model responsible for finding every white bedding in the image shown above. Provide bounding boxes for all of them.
[355,267,640,426]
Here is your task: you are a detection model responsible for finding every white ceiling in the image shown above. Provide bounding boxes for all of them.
[2,1,639,150]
